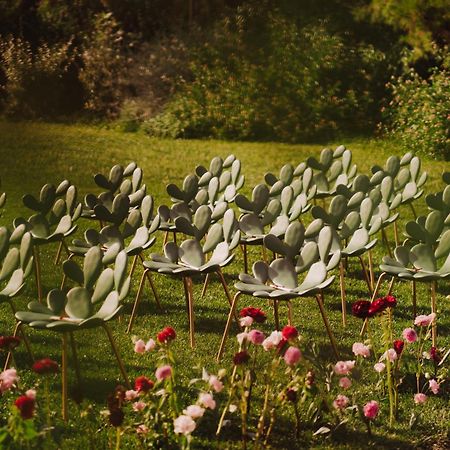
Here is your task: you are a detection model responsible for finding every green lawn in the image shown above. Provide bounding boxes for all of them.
[0,121,449,449]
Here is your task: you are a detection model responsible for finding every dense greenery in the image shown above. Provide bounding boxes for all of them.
[0,121,449,449]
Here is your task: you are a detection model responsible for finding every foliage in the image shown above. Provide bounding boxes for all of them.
[0,37,77,118]
[382,46,450,160]
[146,6,393,142]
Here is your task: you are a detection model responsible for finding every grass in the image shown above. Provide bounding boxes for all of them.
[0,120,449,449]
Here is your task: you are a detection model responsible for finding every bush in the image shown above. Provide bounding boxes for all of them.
[145,6,392,142]
[0,37,77,118]
[383,46,450,160]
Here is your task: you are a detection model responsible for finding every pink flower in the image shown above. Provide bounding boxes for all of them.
[352,342,370,358]
[174,415,196,435]
[334,361,354,375]
[136,424,149,434]
[237,332,248,345]
[363,401,379,419]
[414,393,427,404]
[414,313,436,327]
[125,390,138,401]
[132,401,146,411]
[248,329,265,345]
[284,346,302,366]
[25,389,36,400]
[183,404,205,419]
[209,375,224,393]
[339,377,352,389]
[374,362,386,373]
[155,365,172,381]
[333,394,349,410]
[239,316,253,327]
[429,379,439,395]
[0,368,18,393]
[262,331,283,351]
[198,392,216,410]
[145,339,156,352]
[134,339,146,353]
[402,327,418,343]
[382,348,397,362]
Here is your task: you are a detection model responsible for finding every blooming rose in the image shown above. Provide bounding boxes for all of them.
[136,424,149,434]
[282,326,299,340]
[0,336,21,351]
[339,377,352,389]
[134,339,146,353]
[284,346,302,366]
[374,362,386,373]
[382,349,397,362]
[334,361,354,375]
[368,297,388,316]
[132,401,146,411]
[157,327,176,343]
[333,394,349,410]
[15,395,35,419]
[351,300,372,318]
[125,390,138,401]
[183,404,205,419]
[208,375,224,393]
[145,339,156,352]
[414,313,436,327]
[402,328,418,343]
[239,307,266,323]
[174,415,196,435]
[32,358,59,375]
[0,368,18,393]
[384,295,397,308]
[155,365,172,381]
[134,376,154,393]
[25,389,36,400]
[233,351,250,365]
[414,393,427,404]
[248,329,265,345]
[429,379,440,395]
[363,400,379,419]
[262,331,283,351]
[198,392,216,409]
[393,340,404,355]
[352,342,370,358]
[239,316,253,327]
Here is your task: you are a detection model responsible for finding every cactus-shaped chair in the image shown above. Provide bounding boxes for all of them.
[15,248,131,420]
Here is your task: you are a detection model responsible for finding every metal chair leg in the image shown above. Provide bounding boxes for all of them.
[138,254,162,310]
[359,255,373,294]
[103,324,130,388]
[368,250,375,291]
[62,333,69,422]
[242,243,248,273]
[126,269,146,334]
[273,300,280,330]
[8,303,34,362]
[201,273,210,298]
[129,254,139,279]
[431,281,437,347]
[339,261,347,327]
[3,320,22,371]
[315,292,339,359]
[412,280,417,318]
[217,269,239,325]
[55,241,64,265]
[216,292,241,361]
[33,246,42,302]
[60,253,74,290]
[360,272,389,336]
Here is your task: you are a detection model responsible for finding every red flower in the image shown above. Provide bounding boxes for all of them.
[393,339,404,355]
[233,350,250,365]
[14,395,35,419]
[134,376,154,393]
[368,297,388,316]
[430,346,441,363]
[286,388,297,402]
[384,295,397,308]
[0,336,21,351]
[239,307,266,323]
[157,327,176,344]
[32,358,59,375]
[109,409,124,427]
[276,338,288,355]
[282,326,298,340]
[351,300,371,319]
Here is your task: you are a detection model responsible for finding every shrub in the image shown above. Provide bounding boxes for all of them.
[0,37,76,118]
[383,46,450,160]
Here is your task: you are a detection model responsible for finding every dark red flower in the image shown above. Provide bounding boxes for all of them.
[286,388,297,402]
[351,300,371,319]
[0,336,21,351]
[14,395,35,419]
[239,307,267,323]
[277,338,288,355]
[109,409,124,427]
[157,327,176,344]
[384,295,397,308]
[32,358,59,375]
[430,346,441,363]
[282,326,299,340]
[368,297,388,316]
[134,376,154,393]
[233,350,250,365]
[393,339,404,355]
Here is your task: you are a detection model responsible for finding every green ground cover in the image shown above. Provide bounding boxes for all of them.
[0,121,448,449]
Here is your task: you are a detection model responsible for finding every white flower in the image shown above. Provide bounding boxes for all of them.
[173,415,196,435]
[183,404,205,419]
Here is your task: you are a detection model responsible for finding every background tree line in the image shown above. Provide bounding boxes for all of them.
[0,0,448,158]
